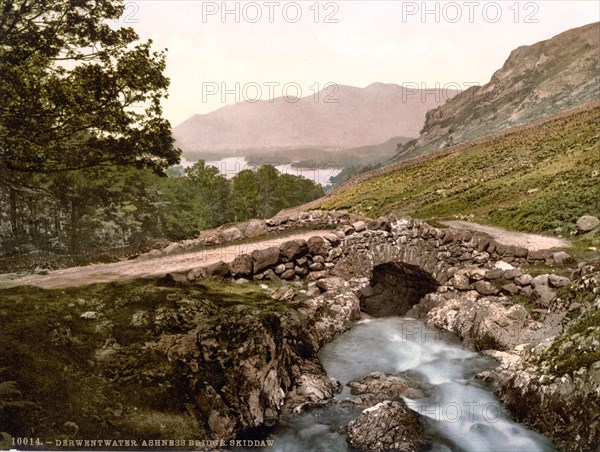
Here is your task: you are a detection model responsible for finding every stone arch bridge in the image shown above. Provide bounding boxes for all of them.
[176,211,564,316]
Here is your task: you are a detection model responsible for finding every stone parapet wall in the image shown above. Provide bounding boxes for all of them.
[159,212,570,316]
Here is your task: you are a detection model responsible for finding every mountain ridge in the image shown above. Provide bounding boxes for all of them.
[290,99,600,213]
[317,100,600,237]
[173,83,457,153]
[391,21,600,163]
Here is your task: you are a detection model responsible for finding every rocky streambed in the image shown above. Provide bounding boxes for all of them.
[242,263,600,451]
[270,317,557,452]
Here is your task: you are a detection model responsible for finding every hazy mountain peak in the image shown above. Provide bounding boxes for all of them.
[173,83,457,154]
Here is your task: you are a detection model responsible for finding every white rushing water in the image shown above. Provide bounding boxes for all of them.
[269,318,557,452]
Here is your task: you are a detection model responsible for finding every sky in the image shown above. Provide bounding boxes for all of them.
[119,1,600,126]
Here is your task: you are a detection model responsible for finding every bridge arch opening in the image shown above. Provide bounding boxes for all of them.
[360,262,439,317]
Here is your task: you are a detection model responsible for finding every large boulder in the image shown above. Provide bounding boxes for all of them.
[220,227,243,242]
[352,220,367,232]
[375,216,392,232]
[252,247,281,273]
[204,261,230,279]
[284,360,342,411]
[307,236,331,256]
[552,251,573,265]
[245,220,269,238]
[204,231,224,245]
[161,272,190,286]
[346,400,426,452]
[267,214,288,226]
[451,273,471,290]
[474,280,500,296]
[515,274,533,286]
[280,269,296,280]
[315,277,349,293]
[280,239,308,261]
[531,274,556,306]
[163,242,181,255]
[324,233,340,244]
[548,274,571,288]
[576,215,600,233]
[229,254,253,277]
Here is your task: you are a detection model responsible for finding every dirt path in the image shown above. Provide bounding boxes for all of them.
[0,231,332,290]
[1,222,571,290]
[441,221,571,250]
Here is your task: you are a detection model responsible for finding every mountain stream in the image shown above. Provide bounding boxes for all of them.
[268,317,557,452]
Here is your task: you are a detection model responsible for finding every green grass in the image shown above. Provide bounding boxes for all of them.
[520,263,572,278]
[536,282,600,377]
[321,106,600,237]
[0,279,295,444]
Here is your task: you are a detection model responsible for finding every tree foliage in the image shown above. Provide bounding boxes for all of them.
[230,169,259,223]
[0,162,325,266]
[0,1,325,268]
[230,165,324,221]
[0,0,180,176]
[157,162,230,241]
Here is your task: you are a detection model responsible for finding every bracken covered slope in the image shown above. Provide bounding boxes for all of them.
[321,103,600,236]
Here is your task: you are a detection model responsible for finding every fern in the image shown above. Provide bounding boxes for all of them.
[0,380,20,398]
[0,370,36,412]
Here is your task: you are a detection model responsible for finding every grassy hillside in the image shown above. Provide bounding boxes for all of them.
[321,105,600,238]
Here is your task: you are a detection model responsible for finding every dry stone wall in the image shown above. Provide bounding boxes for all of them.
[162,211,570,318]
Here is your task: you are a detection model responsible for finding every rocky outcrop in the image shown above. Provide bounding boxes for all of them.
[279,239,308,261]
[391,22,600,163]
[283,360,342,413]
[346,400,427,452]
[90,275,362,442]
[412,261,600,451]
[244,220,269,238]
[221,227,243,242]
[251,247,281,273]
[229,254,253,277]
[479,348,600,452]
[297,286,361,348]
[483,262,600,452]
[426,293,545,351]
[346,372,426,408]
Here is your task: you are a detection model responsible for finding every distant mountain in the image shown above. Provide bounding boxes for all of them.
[173,83,457,153]
[391,22,600,163]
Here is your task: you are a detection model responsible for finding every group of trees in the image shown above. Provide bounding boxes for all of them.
[0,161,324,259]
[0,162,324,260]
[0,1,323,264]
[159,162,323,242]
